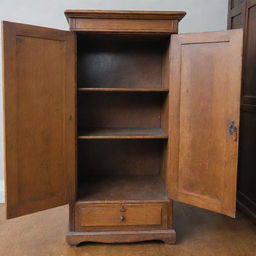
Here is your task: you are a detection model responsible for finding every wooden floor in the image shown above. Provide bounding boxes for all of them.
[0,202,255,256]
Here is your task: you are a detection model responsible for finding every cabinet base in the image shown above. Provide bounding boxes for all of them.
[66,229,176,247]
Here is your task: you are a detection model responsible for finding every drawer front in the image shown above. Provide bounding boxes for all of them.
[75,202,170,231]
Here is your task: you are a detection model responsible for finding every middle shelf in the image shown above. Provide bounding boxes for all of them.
[78,127,168,139]
[77,90,169,140]
[78,88,169,93]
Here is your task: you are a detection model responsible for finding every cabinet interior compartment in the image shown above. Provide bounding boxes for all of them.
[76,32,170,203]
[77,33,170,89]
[77,139,168,201]
[77,92,168,138]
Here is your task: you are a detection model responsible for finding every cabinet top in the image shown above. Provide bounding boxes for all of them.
[65,10,186,21]
[65,10,186,33]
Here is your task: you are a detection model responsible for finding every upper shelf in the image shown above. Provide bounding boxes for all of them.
[78,88,169,93]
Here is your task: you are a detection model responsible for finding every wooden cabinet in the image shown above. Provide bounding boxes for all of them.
[228,0,256,223]
[2,10,243,246]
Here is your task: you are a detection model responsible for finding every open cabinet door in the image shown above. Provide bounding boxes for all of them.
[168,29,243,217]
[2,21,76,218]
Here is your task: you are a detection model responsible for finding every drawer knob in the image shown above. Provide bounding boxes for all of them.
[120,215,125,221]
[120,207,126,212]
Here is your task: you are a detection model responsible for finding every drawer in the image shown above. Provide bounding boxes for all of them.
[75,202,170,231]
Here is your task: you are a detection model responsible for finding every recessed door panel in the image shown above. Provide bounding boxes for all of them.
[3,21,76,218]
[168,30,243,217]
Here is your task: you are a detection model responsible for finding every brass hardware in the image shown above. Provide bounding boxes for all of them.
[120,206,126,212]
[120,215,125,221]
[228,120,238,141]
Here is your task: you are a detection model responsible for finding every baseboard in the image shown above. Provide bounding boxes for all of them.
[0,179,5,203]
[66,229,176,246]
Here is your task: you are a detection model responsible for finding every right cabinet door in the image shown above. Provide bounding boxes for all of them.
[168,29,243,217]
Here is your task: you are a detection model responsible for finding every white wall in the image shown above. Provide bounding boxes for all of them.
[0,0,229,202]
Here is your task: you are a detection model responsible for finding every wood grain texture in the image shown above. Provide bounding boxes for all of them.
[240,0,256,223]
[161,38,171,191]
[78,88,169,92]
[79,205,162,227]
[78,140,164,176]
[243,0,256,97]
[77,34,168,89]
[72,19,178,33]
[77,175,167,201]
[230,0,246,9]
[228,0,247,106]
[1,203,256,253]
[228,0,246,29]
[77,128,168,139]
[229,0,256,223]
[3,10,246,247]
[66,229,176,246]
[74,177,171,232]
[65,10,185,33]
[74,19,173,240]
[75,202,169,232]
[237,106,256,222]
[74,201,171,232]
[77,93,165,129]
[65,10,186,20]
[2,21,76,219]
[168,30,243,217]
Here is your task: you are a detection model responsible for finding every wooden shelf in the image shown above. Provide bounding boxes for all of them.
[78,128,168,139]
[78,88,169,93]
[77,175,167,201]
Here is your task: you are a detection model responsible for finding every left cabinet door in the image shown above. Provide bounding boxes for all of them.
[2,21,76,218]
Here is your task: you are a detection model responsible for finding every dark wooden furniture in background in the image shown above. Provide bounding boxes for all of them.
[228,0,256,223]
[2,10,243,246]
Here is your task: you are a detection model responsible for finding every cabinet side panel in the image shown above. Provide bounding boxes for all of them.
[67,32,77,231]
[243,2,256,97]
[236,0,256,223]
[228,0,246,29]
[238,106,256,217]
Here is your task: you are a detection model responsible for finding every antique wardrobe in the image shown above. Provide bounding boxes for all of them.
[228,0,256,224]
[2,10,243,246]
